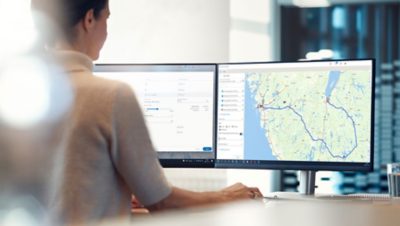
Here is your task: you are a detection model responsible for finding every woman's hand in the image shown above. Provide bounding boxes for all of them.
[220,183,263,201]
[131,195,149,214]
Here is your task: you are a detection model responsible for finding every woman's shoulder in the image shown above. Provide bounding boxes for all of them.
[75,73,133,95]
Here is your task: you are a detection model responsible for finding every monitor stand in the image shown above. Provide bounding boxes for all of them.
[265,170,317,200]
[298,170,316,195]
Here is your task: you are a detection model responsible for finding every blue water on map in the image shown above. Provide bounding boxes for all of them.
[243,79,277,160]
[325,71,341,97]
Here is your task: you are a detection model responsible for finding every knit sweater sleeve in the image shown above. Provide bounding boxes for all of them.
[110,83,172,206]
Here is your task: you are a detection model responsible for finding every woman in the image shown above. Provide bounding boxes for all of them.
[31,0,262,224]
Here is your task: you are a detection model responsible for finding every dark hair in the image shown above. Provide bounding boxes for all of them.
[31,0,108,44]
[63,0,108,28]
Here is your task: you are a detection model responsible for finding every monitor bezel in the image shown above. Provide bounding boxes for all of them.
[214,58,375,172]
[93,63,218,168]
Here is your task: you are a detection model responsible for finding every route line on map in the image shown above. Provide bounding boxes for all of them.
[261,102,358,160]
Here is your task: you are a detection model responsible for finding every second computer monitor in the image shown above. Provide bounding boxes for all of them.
[216,59,375,171]
[94,64,216,167]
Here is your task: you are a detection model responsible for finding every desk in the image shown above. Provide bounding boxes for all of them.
[262,195,400,226]
[100,194,400,226]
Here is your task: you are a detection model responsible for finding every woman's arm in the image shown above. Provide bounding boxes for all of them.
[146,183,263,211]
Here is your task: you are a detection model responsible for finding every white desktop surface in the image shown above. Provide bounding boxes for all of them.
[96,194,400,226]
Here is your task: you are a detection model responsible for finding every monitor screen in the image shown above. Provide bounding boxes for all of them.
[215,59,375,171]
[93,64,216,167]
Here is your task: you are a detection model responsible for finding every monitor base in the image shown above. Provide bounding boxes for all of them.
[264,191,314,201]
[264,170,317,199]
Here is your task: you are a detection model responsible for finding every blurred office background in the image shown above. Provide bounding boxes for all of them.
[1,0,398,225]
[96,0,400,195]
[1,1,399,214]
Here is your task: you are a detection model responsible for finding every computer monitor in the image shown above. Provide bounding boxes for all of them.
[215,59,375,194]
[93,64,216,167]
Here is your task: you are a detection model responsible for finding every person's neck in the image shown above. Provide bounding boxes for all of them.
[53,40,91,59]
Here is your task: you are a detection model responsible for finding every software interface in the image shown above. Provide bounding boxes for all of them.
[94,65,215,161]
[217,60,373,165]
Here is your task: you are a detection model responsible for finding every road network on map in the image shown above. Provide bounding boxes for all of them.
[246,70,371,162]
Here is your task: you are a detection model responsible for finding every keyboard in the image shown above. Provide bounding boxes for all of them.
[316,193,392,201]
[264,192,394,202]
